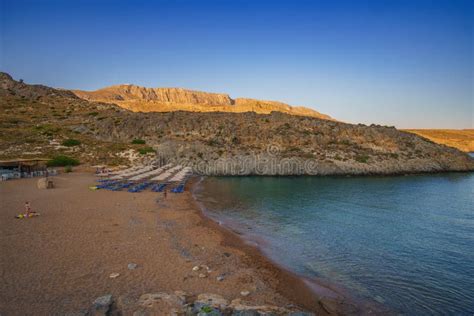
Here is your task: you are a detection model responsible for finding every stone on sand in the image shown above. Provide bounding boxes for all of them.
[128,263,138,270]
[136,292,187,315]
[91,294,113,316]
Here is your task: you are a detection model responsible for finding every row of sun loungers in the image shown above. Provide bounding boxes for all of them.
[95,163,192,194]
[150,165,183,181]
[110,165,157,180]
[108,165,142,177]
[168,167,192,182]
[128,164,173,181]
[128,181,153,193]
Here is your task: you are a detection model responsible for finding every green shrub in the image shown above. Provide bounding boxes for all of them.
[131,139,146,144]
[62,139,81,147]
[355,154,369,163]
[138,147,155,155]
[88,112,99,116]
[231,136,240,145]
[47,155,80,167]
[64,165,73,173]
[207,138,220,146]
[200,306,213,313]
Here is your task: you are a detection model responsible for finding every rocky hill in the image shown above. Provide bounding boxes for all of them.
[1,72,77,99]
[72,84,334,120]
[1,72,473,175]
[404,129,474,152]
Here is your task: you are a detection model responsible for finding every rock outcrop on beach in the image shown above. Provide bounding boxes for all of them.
[1,72,473,174]
[72,84,334,120]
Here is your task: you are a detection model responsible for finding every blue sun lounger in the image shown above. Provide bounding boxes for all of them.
[151,183,167,192]
[171,184,184,193]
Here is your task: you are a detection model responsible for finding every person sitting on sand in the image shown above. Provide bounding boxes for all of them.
[25,201,32,217]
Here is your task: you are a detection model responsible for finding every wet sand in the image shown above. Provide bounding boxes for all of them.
[0,172,360,315]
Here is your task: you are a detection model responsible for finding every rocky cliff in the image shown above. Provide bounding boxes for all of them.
[72,84,333,120]
[91,111,473,175]
[73,85,234,106]
[1,72,473,175]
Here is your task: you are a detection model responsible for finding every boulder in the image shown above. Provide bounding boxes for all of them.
[37,177,54,189]
[91,294,113,316]
[136,292,187,315]
[193,293,229,313]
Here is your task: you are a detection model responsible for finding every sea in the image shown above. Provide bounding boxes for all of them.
[194,163,474,315]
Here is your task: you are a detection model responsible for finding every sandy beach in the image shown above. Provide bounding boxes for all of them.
[0,172,362,315]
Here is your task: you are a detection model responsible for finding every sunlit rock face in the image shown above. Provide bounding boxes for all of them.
[72,84,334,120]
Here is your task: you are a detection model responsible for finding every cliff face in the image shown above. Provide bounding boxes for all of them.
[72,84,333,120]
[90,111,473,175]
[73,85,234,106]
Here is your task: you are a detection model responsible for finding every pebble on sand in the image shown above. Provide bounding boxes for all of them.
[109,273,120,278]
[240,291,250,297]
[128,263,138,270]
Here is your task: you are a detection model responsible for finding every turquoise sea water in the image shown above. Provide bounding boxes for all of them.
[195,170,474,315]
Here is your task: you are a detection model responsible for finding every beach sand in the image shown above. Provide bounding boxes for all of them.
[0,173,358,315]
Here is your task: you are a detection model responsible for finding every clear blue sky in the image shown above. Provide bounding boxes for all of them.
[1,0,472,128]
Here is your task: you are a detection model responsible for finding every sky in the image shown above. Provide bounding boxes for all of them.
[1,0,473,128]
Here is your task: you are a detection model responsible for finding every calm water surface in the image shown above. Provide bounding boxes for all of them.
[195,171,474,315]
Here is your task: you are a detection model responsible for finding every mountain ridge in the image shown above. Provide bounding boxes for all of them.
[72,84,334,120]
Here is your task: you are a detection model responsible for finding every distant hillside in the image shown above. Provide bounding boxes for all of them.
[72,84,334,120]
[1,72,473,175]
[404,129,474,152]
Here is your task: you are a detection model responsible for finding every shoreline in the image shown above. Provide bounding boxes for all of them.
[188,176,386,315]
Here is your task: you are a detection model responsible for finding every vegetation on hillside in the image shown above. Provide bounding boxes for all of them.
[47,155,79,167]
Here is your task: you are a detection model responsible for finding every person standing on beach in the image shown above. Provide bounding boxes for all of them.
[164,189,167,199]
